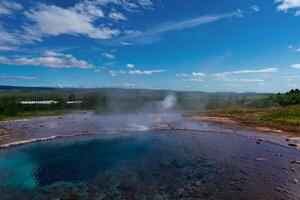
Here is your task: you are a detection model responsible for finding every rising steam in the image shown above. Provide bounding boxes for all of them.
[161,94,177,110]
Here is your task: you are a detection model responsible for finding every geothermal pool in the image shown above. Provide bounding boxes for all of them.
[0,129,299,200]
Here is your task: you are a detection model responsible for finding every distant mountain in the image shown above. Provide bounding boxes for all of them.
[0,85,272,97]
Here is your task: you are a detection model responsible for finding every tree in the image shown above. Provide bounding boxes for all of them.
[68,94,77,101]
[82,93,106,110]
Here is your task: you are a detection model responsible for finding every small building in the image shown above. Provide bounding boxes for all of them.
[20,100,59,105]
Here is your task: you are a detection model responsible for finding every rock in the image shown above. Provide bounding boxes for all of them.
[274,187,284,193]
[177,188,185,194]
[240,169,249,176]
[255,157,266,161]
[288,143,298,147]
[95,194,106,200]
[159,159,170,167]
[82,129,91,134]
[193,180,202,187]
[235,186,243,191]
[134,194,147,200]
[293,179,298,184]
[172,160,185,168]
[153,194,165,200]
[275,153,284,157]
[291,168,296,172]
[290,160,300,164]
[229,181,236,186]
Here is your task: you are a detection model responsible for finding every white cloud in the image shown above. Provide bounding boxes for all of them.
[25,4,120,40]
[102,53,115,59]
[121,41,133,46]
[189,78,204,82]
[0,51,95,69]
[137,0,153,7]
[239,78,264,82]
[0,0,155,51]
[215,67,278,77]
[295,10,300,15]
[109,70,127,76]
[129,70,166,75]
[94,69,101,73]
[176,73,190,77]
[127,63,134,68]
[251,5,260,12]
[0,0,22,15]
[109,11,127,20]
[0,74,37,80]
[0,25,25,51]
[276,0,300,11]
[177,72,206,81]
[291,63,300,69]
[192,72,206,77]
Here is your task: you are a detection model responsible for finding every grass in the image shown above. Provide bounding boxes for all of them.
[0,109,75,121]
[262,106,300,125]
[202,105,300,134]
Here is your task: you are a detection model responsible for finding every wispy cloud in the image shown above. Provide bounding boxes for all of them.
[102,53,116,59]
[109,70,127,76]
[127,63,134,68]
[177,72,206,78]
[251,5,260,12]
[129,69,167,75]
[109,11,127,20]
[291,63,300,69]
[0,51,95,69]
[0,0,22,15]
[0,74,37,80]
[217,76,266,84]
[215,67,279,77]
[120,9,243,44]
[176,72,206,81]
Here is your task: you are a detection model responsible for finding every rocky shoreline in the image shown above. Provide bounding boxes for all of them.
[0,112,299,151]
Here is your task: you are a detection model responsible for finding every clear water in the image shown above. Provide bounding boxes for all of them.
[0,130,299,200]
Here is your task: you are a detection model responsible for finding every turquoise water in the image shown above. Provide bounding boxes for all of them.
[0,130,299,200]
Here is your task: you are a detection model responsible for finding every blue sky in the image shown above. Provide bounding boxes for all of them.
[0,0,300,92]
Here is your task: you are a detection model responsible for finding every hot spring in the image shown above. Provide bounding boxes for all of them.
[0,127,299,200]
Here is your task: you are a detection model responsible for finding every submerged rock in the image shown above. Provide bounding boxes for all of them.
[293,179,298,184]
[159,159,170,167]
[255,157,266,161]
[274,186,284,193]
[288,143,298,147]
[153,194,167,200]
[290,160,300,164]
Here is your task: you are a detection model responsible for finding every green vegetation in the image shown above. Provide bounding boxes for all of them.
[204,105,300,133]
[0,90,106,120]
[262,106,300,125]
